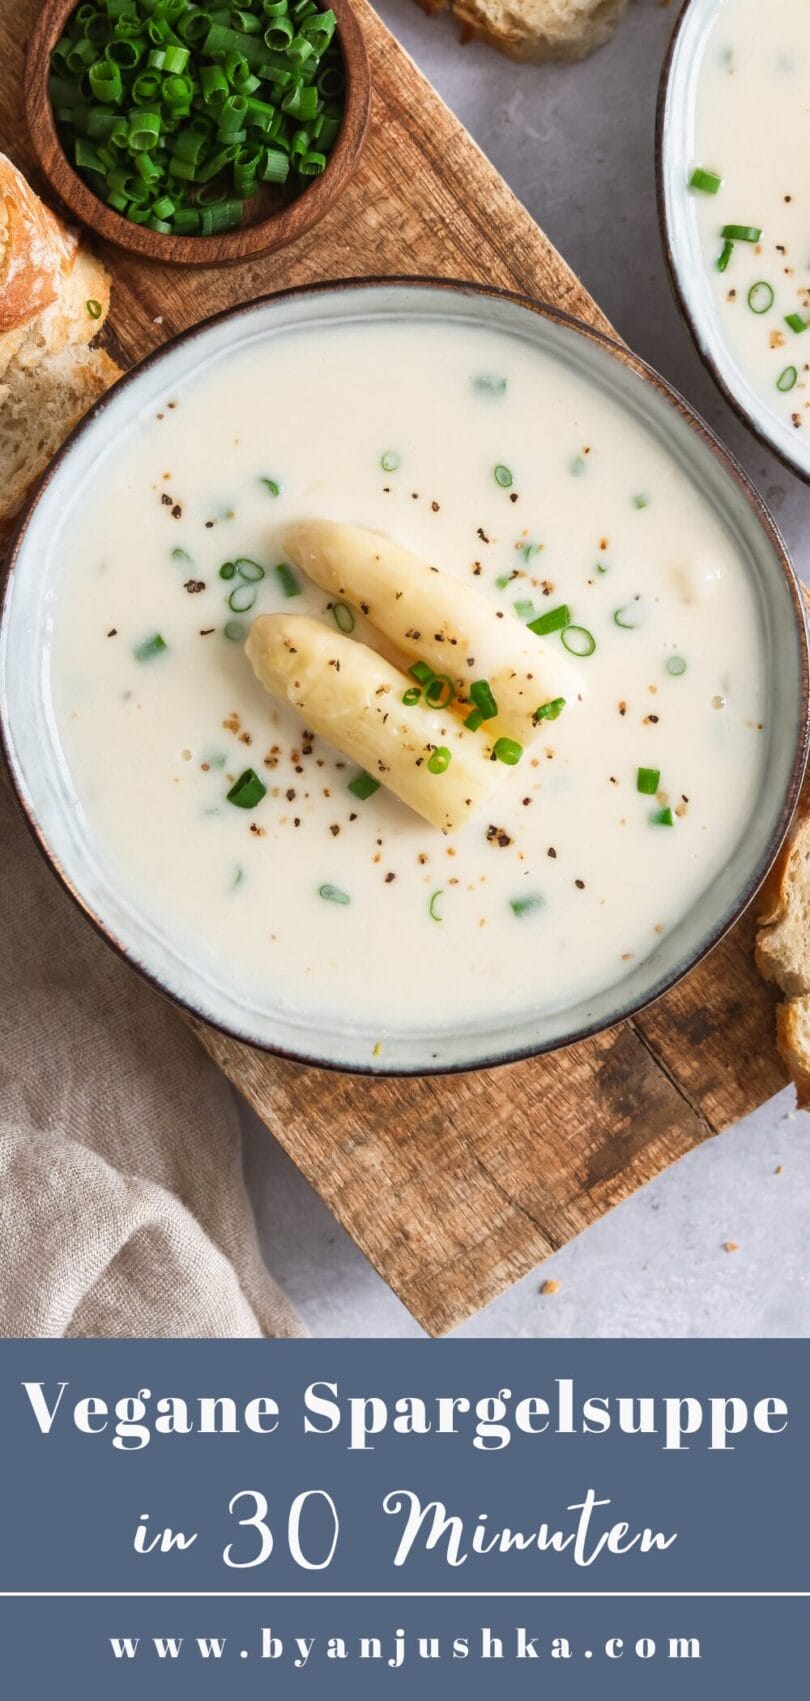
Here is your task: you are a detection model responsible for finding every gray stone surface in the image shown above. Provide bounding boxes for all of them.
[241,0,810,1337]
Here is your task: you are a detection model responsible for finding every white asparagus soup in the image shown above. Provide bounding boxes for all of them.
[691,0,810,437]
[48,317,767,1050]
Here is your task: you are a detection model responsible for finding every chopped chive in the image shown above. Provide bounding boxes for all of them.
[275,562,300,597]
[748,281,774,314]
[427,746,451,774]
[667,655,687,676]
[331,601,355,633]
[650,806,675,827]
[785,312,808,334]
[470,679,498,719]
[134,632,167,661]
[86,298,103,319]
[348,771,381,801]
[569,454,586,476]
[513,599,536,620]
[492,737,522,765]
[494,463,513,488]
[633,493,650,509]
[409,660,434,686]
[473,374,506,395]
[319,883,350,905]
[231,866,245,890]
[402,686,422,706]
[228,582,256,613]
[172,546,192,563]
[380,450,400,471]
[716,239,734,272]
[464,708,484,731]
[495,573,512,590]
[777,364,798,392]
[614,602,642,629]
[224,619,246,641]
[522,542,541,562]
[226,767,266,809]
[429,888,443,922]
[510,893,544,917]
[533,697,566,723]
[260,478,281,496]
[528,603,570,636]
[721,223,761,242]
[561,624,596,656]
[425,674,456,709]
[637,766,661,795]
[689,166,722,194]
[596,561,609,574]
[236,558,265,582]
[219,561,236,580]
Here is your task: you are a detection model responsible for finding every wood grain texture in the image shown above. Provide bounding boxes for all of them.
[0,0,798,1335]
[25,0,372,267]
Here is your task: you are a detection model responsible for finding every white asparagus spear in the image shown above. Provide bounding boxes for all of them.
[245,614,494,833]
[281,519,582,741]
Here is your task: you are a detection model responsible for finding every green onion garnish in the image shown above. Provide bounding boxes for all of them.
[427,747,451,774]
[261,478,282,497]
[748,281,774,314]
[228,582,256,614]
[86,297,103,319]
[614,602,642,629]
[717,239,734,273]
[722,223,762,242]
[49,2,345,241]
[528,604,570,636]
[429,888,443,922]
[533,697,566,722]
[667,655,687,676]
[492,737,523,765]
[470,679,498,719]
[348,771,380,801]
[494,573,512,590]
[172,547,191,563]
[275,563,300,598]
[409,660,434,686]
[633,493,650,509]
[785,313,808,334]
[689,166,722,194]
[569,454,586,477]
[425,674,456,709]
[319,883,350,905]
[219,561,236,581]
[224,619,246,642]
[464,709,484,731]
[650,806,675,827]
[226,767,266,809]
[513,599,535,620]
[494,464,513,488]
[402,687,422,706]
[134,632,167,661]
[777,365,798,392]
[473,375,506,395]
[236,558,265,582]
[561,624,596,656]
[332,602,355,633]
[510,894,544,917]
[637,766,660,795]
[380,450,400,472]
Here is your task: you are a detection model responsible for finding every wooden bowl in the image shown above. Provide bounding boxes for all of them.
[24,0,371,267]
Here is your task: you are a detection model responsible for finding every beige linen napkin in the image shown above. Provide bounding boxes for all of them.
[0,785,301,1339]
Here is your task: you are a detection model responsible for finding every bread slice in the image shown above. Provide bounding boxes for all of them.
[0,155,119,549]
[776,996,810,1109]
[0,342,121,552]
[755,813,810,998]
[414,0,628,61]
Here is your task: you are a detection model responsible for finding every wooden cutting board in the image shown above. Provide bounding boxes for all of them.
[1,0,801,1335]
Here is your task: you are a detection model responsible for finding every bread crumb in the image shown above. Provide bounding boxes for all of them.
[774,1164,783,1175]
[723,1240,738,1253]
[539,1278,560,1295]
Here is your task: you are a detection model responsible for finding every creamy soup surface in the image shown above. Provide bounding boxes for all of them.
[692,0,810,433]
[48,319,767,1042]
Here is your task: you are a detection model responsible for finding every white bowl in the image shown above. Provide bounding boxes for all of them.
[1,279,807,1074]
[657,0,810,482]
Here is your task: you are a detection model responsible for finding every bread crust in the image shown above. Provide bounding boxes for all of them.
[776,999,810,1110]
[426,0,628,61]
[0,154,77,336]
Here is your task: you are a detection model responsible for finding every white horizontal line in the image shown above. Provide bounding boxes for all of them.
[0,1592,806,1600]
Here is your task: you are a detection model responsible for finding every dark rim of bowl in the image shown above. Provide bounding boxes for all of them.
[2,275,808,1077]
[655,0,810,486]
